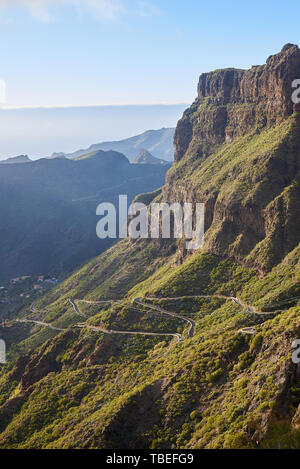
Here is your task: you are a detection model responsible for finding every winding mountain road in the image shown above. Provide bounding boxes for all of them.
[16,313,183,343]
[139,295,284,335]
[16,293,293,340]
[134,298,196,338]
[75,323,183,342]
[16,319,65,332]
[70,298,183,342]
[77,299,115,305]
[230,297,280,316]
[238,327,257,335]
[69,298,87,318]
[143,295,279,316]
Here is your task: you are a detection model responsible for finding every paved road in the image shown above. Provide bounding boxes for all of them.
[25,299,184,343]
[69,299,183,342]
[17,293,294,340]
[231,297,279,316]
[75,324,183,342]
[238,327,257,335]
[69,298,87,318]
[16,319,65,332]
[30,303,38,313]
[139,294,287,336]
[134,298,196,338]
[144,295,280,316]
[77,299,114,305]
[69,294,286,339]
[143,295,229,301]
[16,316,183,343]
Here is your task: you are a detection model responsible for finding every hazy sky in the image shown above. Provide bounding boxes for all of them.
[0,0,299,107]
[0,104,186,159]
[0,0,299,159]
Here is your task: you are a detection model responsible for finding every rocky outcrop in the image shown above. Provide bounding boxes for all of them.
[175,44,300,162]
[133,149,170,166]
[169,45,300,273]
[0,155,31,164]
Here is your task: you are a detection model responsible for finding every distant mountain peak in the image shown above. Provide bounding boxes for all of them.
[51,128,175,162]
[74,149,130,164]
[48,153,66,160]
[0,155,31,164]
[133,149,171,166]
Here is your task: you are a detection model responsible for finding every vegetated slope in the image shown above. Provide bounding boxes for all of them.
[0,45,300,449]
[0,150,168,283]
[53,128,175,162]
[133,149,171,166]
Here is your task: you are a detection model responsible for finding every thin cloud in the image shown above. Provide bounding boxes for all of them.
[0,0,125,22]
[0,0,58,21]
[135,1,163,18]
[0,0,161,22]
[75,0,126,21]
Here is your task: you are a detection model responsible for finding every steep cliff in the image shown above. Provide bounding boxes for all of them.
[168,44,300,273]
[175,43,300,161]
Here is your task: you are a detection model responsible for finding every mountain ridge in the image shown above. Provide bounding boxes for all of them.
[52,128,175,162]
[0,150,168,284]
[133,149,171,166]
[0,155,31,165]
[0,45,299,449]
[169,43,300,273]
[175,43,300,162]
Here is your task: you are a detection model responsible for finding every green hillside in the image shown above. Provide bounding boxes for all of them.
[0,45,299,449]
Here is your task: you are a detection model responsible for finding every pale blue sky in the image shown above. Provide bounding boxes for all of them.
[0,0,299,107]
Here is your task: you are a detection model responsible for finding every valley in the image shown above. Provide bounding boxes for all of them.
[0,44,299,450]
[0,150,169,283]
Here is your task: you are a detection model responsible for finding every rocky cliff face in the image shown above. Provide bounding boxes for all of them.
[169,45,300,273]
[174,44,300,162]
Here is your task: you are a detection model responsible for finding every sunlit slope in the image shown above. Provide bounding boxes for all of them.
[0,47,300,448]
[0,240,299,448]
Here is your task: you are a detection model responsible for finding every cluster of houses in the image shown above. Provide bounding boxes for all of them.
[10,275,58,286]
[0,275,59,302]
[10,275,32,284]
